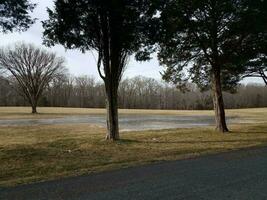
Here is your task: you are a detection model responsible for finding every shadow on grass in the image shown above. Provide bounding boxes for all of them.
[113,139,143,144]
[145,139,267,145]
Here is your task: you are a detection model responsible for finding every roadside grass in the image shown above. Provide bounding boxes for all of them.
[0,109,267,187]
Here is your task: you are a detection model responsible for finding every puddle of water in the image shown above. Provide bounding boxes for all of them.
[0,114,238,131]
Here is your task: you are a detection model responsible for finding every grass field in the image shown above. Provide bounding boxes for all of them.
[0,106,217,119]
[0,107,266,187]
[0,106,266,119]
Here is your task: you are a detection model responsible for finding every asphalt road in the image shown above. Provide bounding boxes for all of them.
[1,147,267,200]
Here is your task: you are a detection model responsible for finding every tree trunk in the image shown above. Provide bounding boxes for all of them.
[31,98,38,114]
[105,84,119,140]
[211,69,229,133]
[261,72,267,86]
[31,105,37,114]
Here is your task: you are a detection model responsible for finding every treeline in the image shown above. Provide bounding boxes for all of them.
[1,75,266,110]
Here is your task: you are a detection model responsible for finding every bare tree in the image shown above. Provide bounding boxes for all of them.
[1,74,267,109]
[0,43,66,113]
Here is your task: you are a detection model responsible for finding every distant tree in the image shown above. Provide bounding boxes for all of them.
[42,0,154,140]
[0,0,36,33]
[1,74,267,109]
[75,76,96,108]
[153,0,267,132]
[0,75,12,105]
[0,43,66,113]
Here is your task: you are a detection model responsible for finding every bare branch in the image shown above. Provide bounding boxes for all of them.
[0,43,66,113]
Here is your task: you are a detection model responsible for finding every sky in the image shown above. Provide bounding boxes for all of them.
[0,0,262,84]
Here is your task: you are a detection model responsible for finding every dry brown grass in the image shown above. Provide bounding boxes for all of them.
[0,106,266,187]
[1,106,266,120]
[0,106,217,119]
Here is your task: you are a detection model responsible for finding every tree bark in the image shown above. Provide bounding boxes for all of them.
[259,70,267,86]
[30,97,38,114]
[211,69,229,133]
[105,83,119,140]
[31,106,37,114]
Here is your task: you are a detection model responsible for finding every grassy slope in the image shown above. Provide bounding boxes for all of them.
[0,107,266,187]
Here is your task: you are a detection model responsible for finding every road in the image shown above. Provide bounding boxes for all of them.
[1,147,267,200]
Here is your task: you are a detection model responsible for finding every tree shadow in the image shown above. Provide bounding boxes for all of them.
[114,139,143,144]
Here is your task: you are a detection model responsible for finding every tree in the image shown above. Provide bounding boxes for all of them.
[154,0,267,132]
[0,43,66,113]
[0,0,36,33]
[243,54,267,86]
[42,0,154,140]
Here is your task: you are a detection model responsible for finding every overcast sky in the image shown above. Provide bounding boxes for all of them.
[0,0,162,81]
[0,0,262,84]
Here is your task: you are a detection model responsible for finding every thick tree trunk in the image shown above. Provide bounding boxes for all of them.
[31,98,38,114]
[211,69,229,133]
[31,106,37,114]
[105,84,119,140]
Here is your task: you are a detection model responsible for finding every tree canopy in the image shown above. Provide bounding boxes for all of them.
[0,0,36,33]
[158,0,266,89]
[43,0,153,53]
